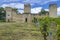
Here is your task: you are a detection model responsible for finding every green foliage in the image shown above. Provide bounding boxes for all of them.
[33,17,38,23]
[0,7,6,16]
[40,17,60,40]
[38,17,51,37]
[39,9,48,15]
[0,7,6,21]
[53,17,60,40]
[12,8,18,13]
[57,25,60,40]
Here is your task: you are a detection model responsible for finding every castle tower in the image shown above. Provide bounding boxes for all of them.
[12,8,17,22]
[23,4,32,23]
[24,4,31,13]
[49,4,57,18]
[5,7,12,22]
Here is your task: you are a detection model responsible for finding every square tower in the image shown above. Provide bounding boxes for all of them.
[49,4,57,18]
[23,4,32,23]
[5,7,12,22]
[24,4,31,13]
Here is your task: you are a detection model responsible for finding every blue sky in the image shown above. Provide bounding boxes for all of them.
[0,0,60,15]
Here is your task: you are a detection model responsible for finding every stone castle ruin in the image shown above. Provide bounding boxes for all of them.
[5,4,57,23]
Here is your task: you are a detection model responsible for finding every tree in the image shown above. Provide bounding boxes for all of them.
[12,8,18,13]
[33,17,37,23]
[0,7,6,21]
[38,17,50,40]
[39,9,46,14]
[39,17,59,40]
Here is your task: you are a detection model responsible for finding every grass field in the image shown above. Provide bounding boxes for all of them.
[0,22,43,40]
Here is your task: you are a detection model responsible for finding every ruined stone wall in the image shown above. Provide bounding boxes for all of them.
[31,14,41,20]
[14,14,24,22]
[5,7,24,22]
[12,10,17,22]
[12,11,24,22]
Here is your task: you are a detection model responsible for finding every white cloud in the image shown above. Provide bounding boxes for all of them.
[31,7,42,13]
[0,3,24,9]
[18,10,24,13]
[0,3,24,13]
[57,7,60,11]
[17,7,42,14]
[0,1,60,15]
[57,7,60,16]
[45,9,49,11]
[31,7,60,16]
[15,7,42,13]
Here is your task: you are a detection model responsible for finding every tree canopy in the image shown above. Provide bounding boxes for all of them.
[38,17,60,40]
[39,9,49,15]
[0,7,6,21]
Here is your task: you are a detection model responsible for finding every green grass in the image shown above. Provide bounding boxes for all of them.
[0,22,43,40]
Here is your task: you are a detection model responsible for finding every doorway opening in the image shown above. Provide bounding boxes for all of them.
[8,19,10,22]
[25,18,27,22]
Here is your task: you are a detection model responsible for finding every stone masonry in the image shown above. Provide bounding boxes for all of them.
[5,4,57,22]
